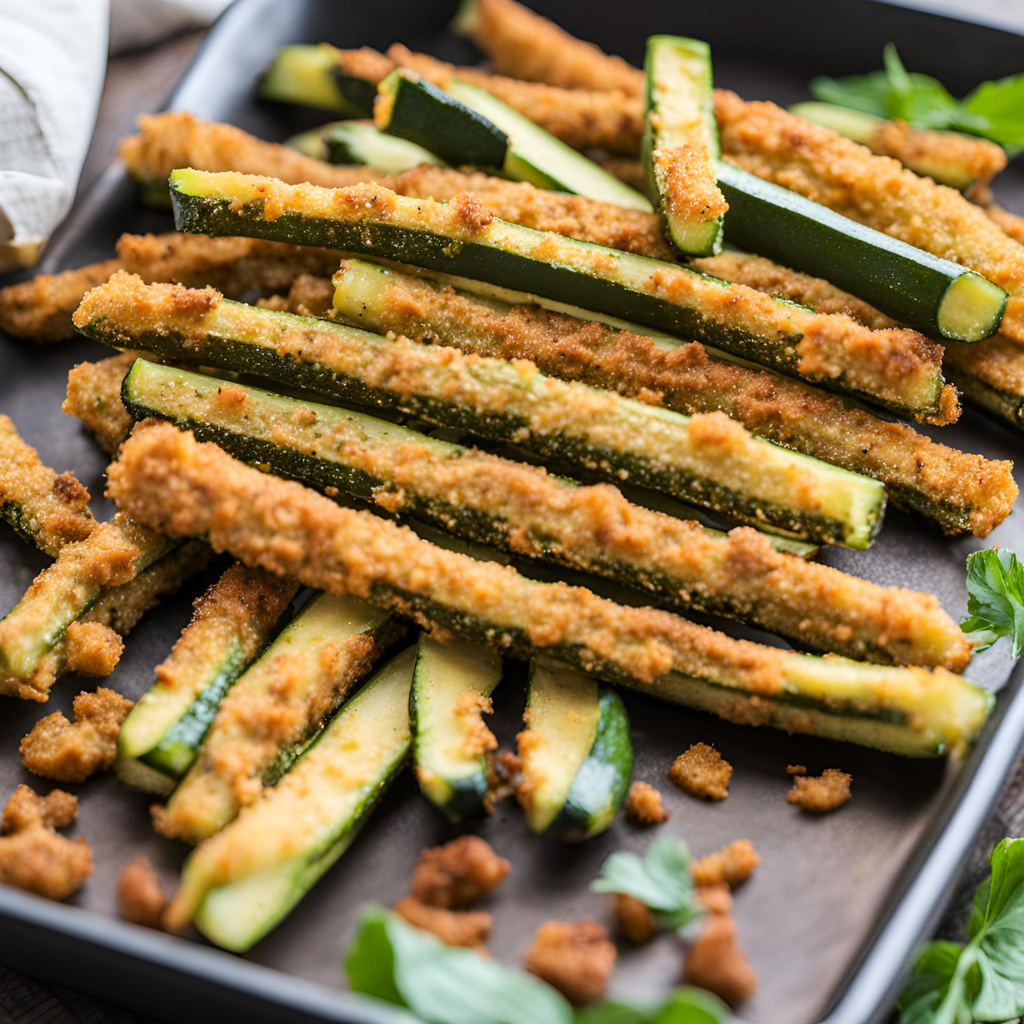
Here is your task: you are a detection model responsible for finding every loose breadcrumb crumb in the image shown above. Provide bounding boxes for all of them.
[394,896,492,950]
[523,920,616,1005]
[691,840,760,888]
[118,857,167,928]
[625,781,670,826]
[787,769,852,813]
[683,912,758,1006]
[0,785,93,900]
[669,743,733,801]
[20,688,134,783]
[786,764,807,776]
[615,893,657,944]
[696,883,733,916]
[410,836,509,908]
[62,623,126,678]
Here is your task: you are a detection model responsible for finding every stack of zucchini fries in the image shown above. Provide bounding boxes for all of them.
[2,0,1022,954]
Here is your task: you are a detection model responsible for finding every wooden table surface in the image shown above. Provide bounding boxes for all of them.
[1,23,1023,1024]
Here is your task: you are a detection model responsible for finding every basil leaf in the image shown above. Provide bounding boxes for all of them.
[590,837,701,931]
[897,941,974,1024]
[574,987,728,1024]
[960,549,1024,657]
[963,75,1024,152]
[346,907,573,1024]
[809,71,891,116]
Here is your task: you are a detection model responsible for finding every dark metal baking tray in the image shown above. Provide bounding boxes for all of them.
[1,1,1023,1022]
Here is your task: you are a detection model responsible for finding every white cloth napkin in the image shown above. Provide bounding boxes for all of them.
[0,0,231,272]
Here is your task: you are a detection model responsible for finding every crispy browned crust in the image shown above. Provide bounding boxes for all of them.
[0,259,122,343]
[870,121,1007,188]
[985,204,1024,247]
[118,857,167,928]
[691,840,760,888]
[683,912,758,1006]
[107,423,811,695]
[524,920,617,1005]
[715,91,1024,343]
[624,780,670,825]
[461,0,644,97]
[62,623,125,677]
[393,897,492,949]
[786,768,852,812]
[410,836,509,908]
[20,688,134,783]
[64,353,138,454]
[0,415,95,556]
[118,111,379,189]
[654,144,728,223]
[615,893,657,943]
[669,742,732,800]
[692,251,899,330]
[0,785,92,900]
[367,270,1013,537]
[382,44,643,154]
[945,333,1024,413]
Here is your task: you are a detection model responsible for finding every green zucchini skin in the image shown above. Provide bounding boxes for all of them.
[325,122,444,172]
[717,161,1007,342]
[643,36,723,257]
[409,635,502,822]
[167,168,947,418]
[182,645,418,951]
[520,662,632,842]
[260,45,375,117]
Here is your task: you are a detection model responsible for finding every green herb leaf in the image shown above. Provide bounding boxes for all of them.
[590,837,701,933]
[897,941,975,1024]
[574,987,728,1024]
[345,907,573,1024]
[960,548,1024,657]
[963,76,1024,154]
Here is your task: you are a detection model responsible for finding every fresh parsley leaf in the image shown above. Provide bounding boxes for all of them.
[897,839,1024,1024]
[960,549,1024,658]
[574,987,728,1024]
[345,907,573,1024]
[809,45,1024,151]
[590,837,701,933]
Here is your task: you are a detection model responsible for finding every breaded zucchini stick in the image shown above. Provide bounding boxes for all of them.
[119,111,376,204]
[0,417,95,555]
[945,334,1024,430]
[715,91,1024,344]
[64,353,139,453]
[331,261,1015,537]
[454,0,644,96]
[107,423,993,758]
[984,204,1024,248]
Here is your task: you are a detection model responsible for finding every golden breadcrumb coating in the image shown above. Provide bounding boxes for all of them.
[691,840,760,888]
[460,0,644,96]
[715,90,1024,343]
[0,259,122,343]
[868,120,1006,188]
[683,912,758,1006]
[20,687,134,783]
[394,896,492,950]
[670,743,733,801]
[985,204,1024,247]
[0,785,93,900]
[523,920,616,1004]
[410,836,509,908]
[615,893,657,943]
[62,622,125,677]
[118,857,167,928]
[64,353,138,454]
[624,781,670,826]
[0,415,95,556]
[697,883,733,915]
[787,768,852,812]
[653,144,728,224]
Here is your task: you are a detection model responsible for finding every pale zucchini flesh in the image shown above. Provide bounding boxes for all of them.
[410,634,502,821]
[260,44,375,117]
[326,121,443,172]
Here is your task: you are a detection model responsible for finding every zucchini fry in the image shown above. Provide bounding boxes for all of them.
[715,91,1024,344]
[0,416,95,555]
[75,274,887,548]
[945,335,1024,431]
[108,423,993,759]
[167,170,952,420]
[64,353,139,453]
[154,592,401,843]
[331,260,1015,538]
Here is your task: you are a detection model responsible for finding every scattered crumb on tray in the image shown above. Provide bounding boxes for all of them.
[669,743,733,800]
[118,857,167,929]
[0,785,93,900]
[691,839,760,888]
[20,688,134,783]
[787,769,852,813]
[410,835,509,908]
[787,764,807,776]
[523,919,616,1005]
[394,896,492,950]
[696,883,733,916]
[625,780,670,825]
[683,912,758,1007]
[615,893,658,944]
